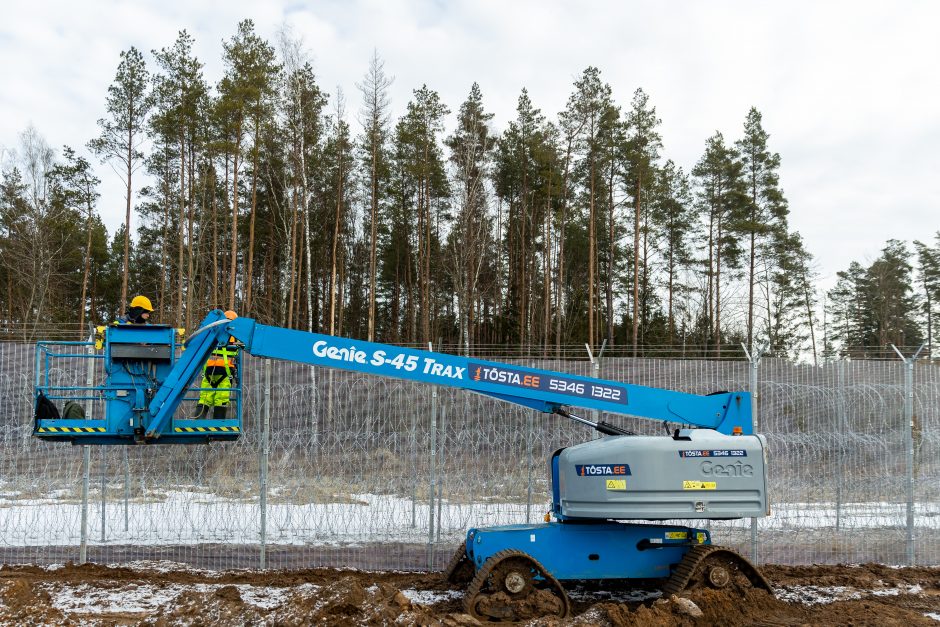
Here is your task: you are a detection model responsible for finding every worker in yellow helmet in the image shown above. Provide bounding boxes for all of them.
[117,295,154,325]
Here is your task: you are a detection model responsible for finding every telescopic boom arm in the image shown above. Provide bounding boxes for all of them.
[146,311,751,439]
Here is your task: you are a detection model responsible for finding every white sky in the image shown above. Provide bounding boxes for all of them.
[1,0,937,290]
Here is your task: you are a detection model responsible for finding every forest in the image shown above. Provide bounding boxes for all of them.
[1,20,937,360]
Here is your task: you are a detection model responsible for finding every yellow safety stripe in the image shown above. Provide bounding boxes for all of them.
[174,426,240,433]
[36,427,106,433]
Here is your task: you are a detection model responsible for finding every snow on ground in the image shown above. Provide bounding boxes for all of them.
[0,488,937,548]
[35,579,933,617]
[43,581,320,615]
[104,560,224,576]
[44,581,453,616]
[398,589,463,605]
[775,583,924,605]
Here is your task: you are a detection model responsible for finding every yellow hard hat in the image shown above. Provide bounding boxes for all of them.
[130,295,154,312]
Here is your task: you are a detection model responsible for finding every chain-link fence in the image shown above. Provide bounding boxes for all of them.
[1,341,937,570]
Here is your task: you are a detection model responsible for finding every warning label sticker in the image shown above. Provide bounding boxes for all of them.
[665,531,688,540]
[683,480,717,490]
[605,479,627,491]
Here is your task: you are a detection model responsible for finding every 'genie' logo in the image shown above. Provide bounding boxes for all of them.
[700,460,753,477]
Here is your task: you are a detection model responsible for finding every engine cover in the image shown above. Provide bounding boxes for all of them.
[553,429,768,520]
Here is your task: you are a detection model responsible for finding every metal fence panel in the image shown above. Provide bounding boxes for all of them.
[0,341,937,570]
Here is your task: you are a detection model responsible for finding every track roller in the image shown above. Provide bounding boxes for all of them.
[662,545,773,597]
[463,549,570,622]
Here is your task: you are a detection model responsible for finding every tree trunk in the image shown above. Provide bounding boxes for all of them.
[78,195,93,339]
[185,143,197,331]
[121,115,133,307]
[212,167,219,308]
[158,147,171,320]
[747,226,755,350]
[329,142,345,336]
[556,138,574,357]
[588,155,595,351]
[368,135,378,342]
[287,187,298,327]
[543,172,552,357]
[803,274,818,366]
[606,160,615,346]
[228,124,242,310]
[245,117,260,313]
[632,175,641,356]
[177,126,186,325]
[421,143,431,344]
[715,211,723,357]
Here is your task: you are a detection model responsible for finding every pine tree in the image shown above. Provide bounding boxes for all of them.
[763,232,816,360]
[48,146,101,337]
[735,107,788,351]
[692,132,745,355]
[827,261,867,352]
[277,30,328,331]
[356,50,393,342]
[649,160,696,345]
[393,86,449,343]
[89,47,151,308]
[623,88,662,354]
[448,82,496,354]
[866,239,921,348]
[323,89,355,336]
[151,30,209,326]
[914,234,940,353]
[217,20,279,310]
[561,67,616,349]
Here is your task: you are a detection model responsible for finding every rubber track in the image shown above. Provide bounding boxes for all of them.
[462,549,571,620]
[661,545,773,597]
[443,542,470,583]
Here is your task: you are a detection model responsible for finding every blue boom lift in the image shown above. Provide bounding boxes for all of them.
[33,309,772,621]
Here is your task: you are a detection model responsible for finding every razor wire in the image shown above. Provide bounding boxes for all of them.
[0,340,937,571]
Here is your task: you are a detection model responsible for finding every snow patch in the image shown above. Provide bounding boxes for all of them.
[400,589,462,605]
[777,584,924,606]
[43,581,321,615]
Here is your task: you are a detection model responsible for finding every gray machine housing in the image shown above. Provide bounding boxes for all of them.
[555,429,768,520]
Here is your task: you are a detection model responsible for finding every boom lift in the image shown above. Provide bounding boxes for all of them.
[33,309,772,620]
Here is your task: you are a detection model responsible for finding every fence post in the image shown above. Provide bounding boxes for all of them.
[436,406,446,542]
[526,409,534,524]
[80,446,90,563]
[835,359,846,532]
[411,402,417,528]
[99,446,106,543]
[584,340,607,436]
[741,343,765,563]
[80,333,94,563]
[891,344,923,566]
[260,358,271,569]
[123,448,129,532]
[427,342,438,570]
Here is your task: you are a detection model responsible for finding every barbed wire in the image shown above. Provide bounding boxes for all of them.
[0,343,936,570]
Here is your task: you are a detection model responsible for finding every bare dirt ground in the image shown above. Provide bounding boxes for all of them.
[0,561,938,626]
